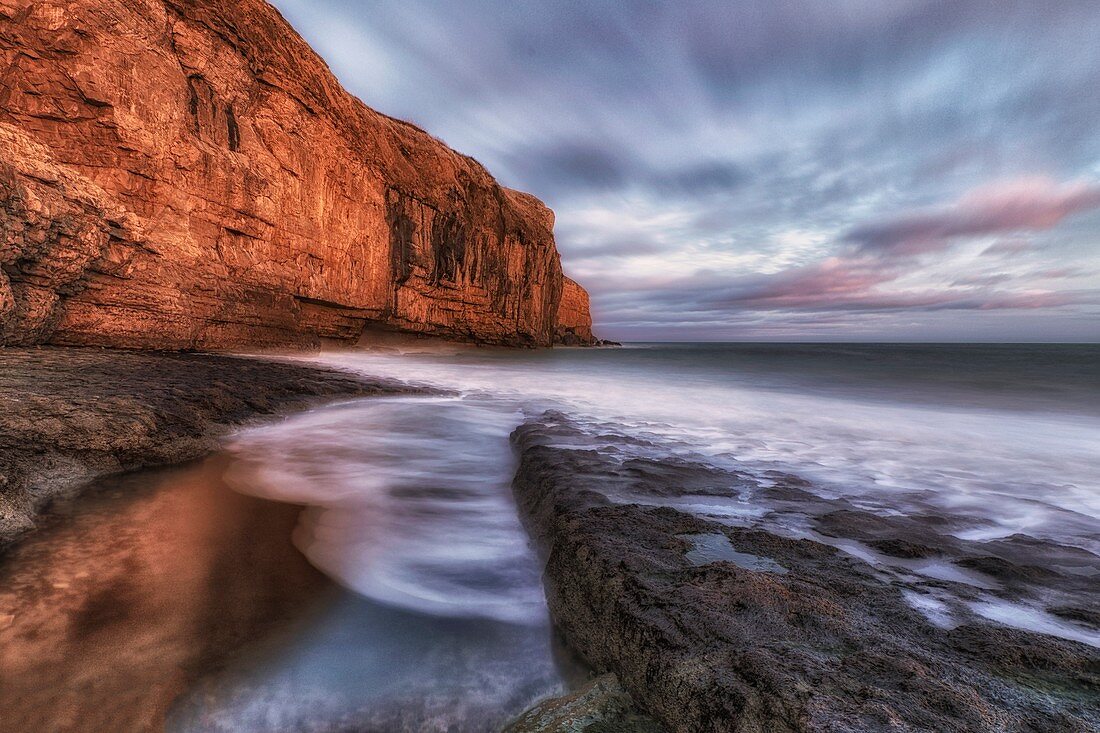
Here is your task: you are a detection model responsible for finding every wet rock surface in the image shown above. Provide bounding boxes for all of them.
[0,458,336,733]
[0,346,414,547]
[504,674,666,733]
[0,0,594,349]
[510,413,1100,732]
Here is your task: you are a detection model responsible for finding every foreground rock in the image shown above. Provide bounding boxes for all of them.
[0,346,414,547]
[511,413,1100,733]
[0,0,594,349]
[504,674,665,733]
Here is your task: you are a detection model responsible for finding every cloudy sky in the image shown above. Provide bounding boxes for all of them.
[272,0,1100,341]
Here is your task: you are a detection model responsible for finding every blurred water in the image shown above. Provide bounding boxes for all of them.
[8,342,1091,732]
[207,395,578,730]
[211,342,1100,659]
[0,456,574,733]
[278,342,1099,553]
[224,396,546,623]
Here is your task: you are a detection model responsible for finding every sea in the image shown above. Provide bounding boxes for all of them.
[194,342,1098,729]
[4,343,1096,732]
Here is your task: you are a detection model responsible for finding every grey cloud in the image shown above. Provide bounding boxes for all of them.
[271,0,1100,340]
[533,142,629,191]
[566,237,665,260]
[603,256,1099,316]
[506,140,748,199]
[652,161,749,196]
[950,273,1013,287]
[981,239,1034,257]
[845,179,1100,256]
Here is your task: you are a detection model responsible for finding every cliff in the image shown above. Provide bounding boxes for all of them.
[0,0,595,349]
[553,277,596,346]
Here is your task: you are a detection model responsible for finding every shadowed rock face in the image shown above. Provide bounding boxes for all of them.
[0,0,594,348]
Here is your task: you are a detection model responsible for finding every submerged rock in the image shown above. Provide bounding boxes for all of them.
[510,414,1100,733]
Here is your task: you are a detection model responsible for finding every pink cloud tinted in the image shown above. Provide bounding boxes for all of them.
[847,177,1100,255]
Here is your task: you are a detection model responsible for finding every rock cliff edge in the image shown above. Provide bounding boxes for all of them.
[0,0,595,348]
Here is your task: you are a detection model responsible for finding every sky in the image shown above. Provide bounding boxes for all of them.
[270,0,1100,341]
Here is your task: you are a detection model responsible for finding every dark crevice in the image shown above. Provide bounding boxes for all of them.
[186,74,203,136]
[225,104,240,152]
[385,191,417,286]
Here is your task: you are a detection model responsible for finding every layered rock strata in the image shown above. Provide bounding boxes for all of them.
[0,0,594,349]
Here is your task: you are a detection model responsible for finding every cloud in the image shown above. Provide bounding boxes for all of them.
[950,273,1013,287]
[1033,267,1089,279]
[618,254,1099,317]
[504,139,748,199]
[706,257,899,308]
[652,161,749,196]
[270,0,1100,340]
[529,141,630,191]
[564,235,666,260]
[846,177,1100,255]
[981,238,1034,256]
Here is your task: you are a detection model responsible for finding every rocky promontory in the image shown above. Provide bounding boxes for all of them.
[0,0,595,349]
[0,347,419,547]
[554,277,596,346]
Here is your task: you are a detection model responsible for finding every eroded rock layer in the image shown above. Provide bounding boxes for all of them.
[0,0,594,348]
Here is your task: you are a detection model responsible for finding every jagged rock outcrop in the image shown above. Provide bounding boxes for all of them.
[0,0,595,348]
[553,276,596,346]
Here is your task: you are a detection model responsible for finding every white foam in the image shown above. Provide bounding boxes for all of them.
[282,346,1100,554]
[968,599,1100,648]
[902,590,957,629]
[225,396,547,624]
[232,346,1100,645]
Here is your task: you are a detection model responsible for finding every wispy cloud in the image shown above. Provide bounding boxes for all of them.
[271,0,1100,340]
[846,177,1100,255]
[631,259,1097,316]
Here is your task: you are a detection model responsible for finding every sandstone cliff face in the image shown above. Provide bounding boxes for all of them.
[0,0,594,349]
[554,277,596,346]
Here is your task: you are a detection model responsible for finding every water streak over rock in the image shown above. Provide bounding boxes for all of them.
[510,413,1100,732]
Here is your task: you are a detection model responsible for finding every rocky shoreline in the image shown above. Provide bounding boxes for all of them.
[0,346,418,549]
[3,348,1097,732]
[510,412,1100,733]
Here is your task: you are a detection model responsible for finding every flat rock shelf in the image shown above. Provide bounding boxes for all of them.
[0,346,418,548]
[509,412,1100,733]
